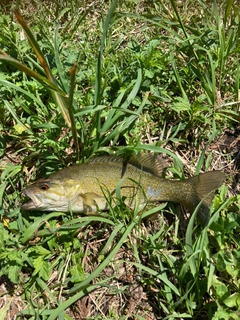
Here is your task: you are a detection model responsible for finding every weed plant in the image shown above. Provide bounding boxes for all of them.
[0,0,239,319]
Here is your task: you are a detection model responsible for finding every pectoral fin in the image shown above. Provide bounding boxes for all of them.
[80,192,108,213]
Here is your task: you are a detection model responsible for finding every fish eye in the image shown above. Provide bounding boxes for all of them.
[40,184,49,191]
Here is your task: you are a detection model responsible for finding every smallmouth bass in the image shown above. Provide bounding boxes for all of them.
[21,154,224,225]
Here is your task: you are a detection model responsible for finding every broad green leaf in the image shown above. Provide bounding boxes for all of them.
[32,256,45,275]
[34,246,51,256]
[20,212,65,243]
[8,265,21,283]
[223,293,240,308]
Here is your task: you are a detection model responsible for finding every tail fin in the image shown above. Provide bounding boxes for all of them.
[186,171,224,226]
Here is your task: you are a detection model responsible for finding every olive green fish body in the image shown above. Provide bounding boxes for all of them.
[22,155,224,225]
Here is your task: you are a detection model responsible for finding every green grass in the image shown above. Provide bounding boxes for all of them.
[0,0,240,319]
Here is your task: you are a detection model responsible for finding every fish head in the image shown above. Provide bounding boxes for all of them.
[21,179,71,212]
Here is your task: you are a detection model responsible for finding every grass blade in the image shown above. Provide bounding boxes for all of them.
[47,221,136,320]
[94,0,118,106]
[69,63,80,160]
[14,11,71,126]
[0,52,66,95]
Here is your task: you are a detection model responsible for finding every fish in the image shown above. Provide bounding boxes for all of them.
[21,154,224,226]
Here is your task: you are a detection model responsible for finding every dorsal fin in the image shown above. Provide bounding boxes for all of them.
[88,155,124,164]
[88,153,167,177]
[128,153,167,177]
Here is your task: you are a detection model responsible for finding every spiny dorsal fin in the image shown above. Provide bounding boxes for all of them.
[88,155,124,164]
[88,153,168,177]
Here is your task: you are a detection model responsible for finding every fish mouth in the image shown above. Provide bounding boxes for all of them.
[21,189,42,210]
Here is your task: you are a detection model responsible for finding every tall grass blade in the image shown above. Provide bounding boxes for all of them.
[62,6,91,39]
[67,221,130,295]
[169,0,189,41]
[4,101,33,135]
[69,63,80,160]
[0,298,12,319]
[47,282,107,320]
[100,69,143,144]
[0,79,47,111]
[169,50,188,101]
[0,182,7,211]
[130,261,180,296]
[14,11,71,126]
[94,0,118,106]
[89,0,118,154]
[54,24,69,93]
[47,221,136,320]
[0,52,66,95]
[195,123,218,174]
